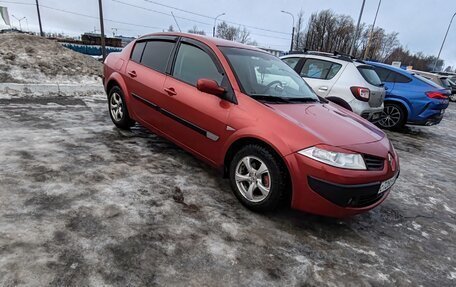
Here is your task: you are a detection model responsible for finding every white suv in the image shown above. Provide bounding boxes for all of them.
[281,52,385,122]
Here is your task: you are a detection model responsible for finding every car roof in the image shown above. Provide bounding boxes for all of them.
[281,53,355,65]
[138,32,265,52]
[366,61,412,76]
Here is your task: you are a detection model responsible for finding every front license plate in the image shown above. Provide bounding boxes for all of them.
[379,173,398,194]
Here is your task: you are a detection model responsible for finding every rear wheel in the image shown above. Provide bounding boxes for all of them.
[450,94,456,102]
[229,144,288,212]
[108,86,135,129]
[378,102,406,130]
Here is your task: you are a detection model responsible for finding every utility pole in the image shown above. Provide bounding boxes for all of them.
[35,0,44,36]
[350,0,366,56]
[433,12,456,71]
[281,10,295,52]
[364,0,382,60]
[98,0,106,61]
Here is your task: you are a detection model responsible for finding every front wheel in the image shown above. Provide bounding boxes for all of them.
[377,103,406,130]
[108,86,135,129]
[229,145,288,212]
[450,94,456,102]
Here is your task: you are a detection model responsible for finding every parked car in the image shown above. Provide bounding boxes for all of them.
[281,52,385,122]
[367,62,450,130]
[413,70,456,102]
[104,32,399,218]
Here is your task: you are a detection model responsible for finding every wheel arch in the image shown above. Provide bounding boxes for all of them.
[384,98,410,120]
[223,136,292,206]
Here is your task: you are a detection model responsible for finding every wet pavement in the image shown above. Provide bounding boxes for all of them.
[0,93,455,286]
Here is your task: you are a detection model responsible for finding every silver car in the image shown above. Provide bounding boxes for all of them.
[281,52,385,122]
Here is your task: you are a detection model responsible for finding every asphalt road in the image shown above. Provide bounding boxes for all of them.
[0,92,455,286]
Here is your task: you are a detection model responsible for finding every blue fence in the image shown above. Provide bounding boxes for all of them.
[60,43,123,56]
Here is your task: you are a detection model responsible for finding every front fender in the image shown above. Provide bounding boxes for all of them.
[222,127,295,160]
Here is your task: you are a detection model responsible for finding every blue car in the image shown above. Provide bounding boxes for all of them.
[367,62,450,130]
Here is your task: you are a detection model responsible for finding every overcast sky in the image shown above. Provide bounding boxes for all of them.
[1,0,455,68]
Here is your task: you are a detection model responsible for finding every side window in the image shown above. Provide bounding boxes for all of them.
[327,64,342,79]
[173,43,224,86]
[300,59,341,80]
[282,57,300,69]
[374,67,393,82]
[130,41,146,63]
[140,41,175,73]
[393,72,412,83]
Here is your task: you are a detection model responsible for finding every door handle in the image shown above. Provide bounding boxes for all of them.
[127,70,137,78]
[319,86,328,91]
[164,87,177,96]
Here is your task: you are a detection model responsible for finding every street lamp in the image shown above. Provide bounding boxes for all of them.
[363,0,382,60]
[12,15,26,31]
[281,10,295,52]
[350,0,366,56]
[433,12,456,71]
[213,13,226,37]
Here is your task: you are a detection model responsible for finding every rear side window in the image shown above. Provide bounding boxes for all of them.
[300,59,341,80]
[393,72,412,83]
[282,57,300,69]
[140,41,175,73]
[131,42,146,63]
[358,66,382,86]
[173,43,223,86]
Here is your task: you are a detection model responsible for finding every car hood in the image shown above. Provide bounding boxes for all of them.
[268,102,385,147]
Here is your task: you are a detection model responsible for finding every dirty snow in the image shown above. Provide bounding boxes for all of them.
[0,90,455,286]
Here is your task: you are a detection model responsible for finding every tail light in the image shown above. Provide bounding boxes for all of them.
[426,91,448,100]
[350,87,370,102]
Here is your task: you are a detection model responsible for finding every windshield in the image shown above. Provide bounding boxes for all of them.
[439,78,451,89]
[220,47,319,102]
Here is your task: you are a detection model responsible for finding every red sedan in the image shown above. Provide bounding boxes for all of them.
[104,32,399,218]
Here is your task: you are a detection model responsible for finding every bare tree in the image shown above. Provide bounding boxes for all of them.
[167,25,174,32]
[188,25,206,35]
[237,26,251,44]
[216,21,238,41]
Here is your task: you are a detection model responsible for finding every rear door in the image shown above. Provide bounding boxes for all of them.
[373,66,396,95]
[297,57,343,97]
[125,37,177,128]
[160,38,235,164]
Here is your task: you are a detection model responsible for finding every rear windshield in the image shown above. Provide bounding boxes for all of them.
[357,66,382,86]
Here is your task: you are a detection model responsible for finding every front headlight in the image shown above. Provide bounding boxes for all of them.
[298,146,366,170]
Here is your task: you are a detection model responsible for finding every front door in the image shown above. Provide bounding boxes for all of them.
[158,40,234,164]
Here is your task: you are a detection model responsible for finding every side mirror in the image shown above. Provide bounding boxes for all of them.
[197,78,226,97]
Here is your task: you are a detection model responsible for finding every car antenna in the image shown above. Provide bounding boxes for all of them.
[171,12,182,32]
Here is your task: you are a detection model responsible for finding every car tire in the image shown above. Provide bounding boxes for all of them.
[378,102,406,130]
[108,86,135,129]
[450,94,456,102]
[229,144,288,212]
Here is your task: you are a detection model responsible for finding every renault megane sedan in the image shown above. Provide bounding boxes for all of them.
[103,32,399,218]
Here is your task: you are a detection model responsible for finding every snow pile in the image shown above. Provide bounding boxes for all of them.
[0,32,102,84]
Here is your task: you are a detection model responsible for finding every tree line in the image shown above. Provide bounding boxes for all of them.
[295,9,446,72]
[168,10,452,72]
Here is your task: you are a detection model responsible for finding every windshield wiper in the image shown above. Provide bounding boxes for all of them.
[249,94,292,103]
[250,94,320,104]
[285,97,320,103]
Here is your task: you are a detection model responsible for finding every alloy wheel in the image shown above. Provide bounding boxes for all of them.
[379,105,401,128]
[110,92,124,122]
[235,156,271,203]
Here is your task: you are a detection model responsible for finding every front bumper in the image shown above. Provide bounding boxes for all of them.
[284,144,399,218]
